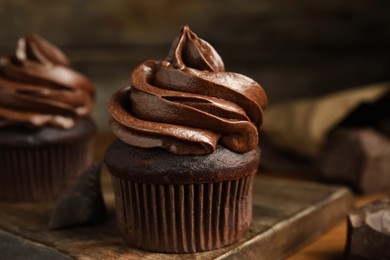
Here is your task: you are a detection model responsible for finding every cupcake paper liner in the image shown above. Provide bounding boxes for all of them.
[0,140,94,201]
[111,174,254,253]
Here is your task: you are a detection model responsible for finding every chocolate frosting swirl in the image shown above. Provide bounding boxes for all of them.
[0,34,94,129]
[109,25,267,155]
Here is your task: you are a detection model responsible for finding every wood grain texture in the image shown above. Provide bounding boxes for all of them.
[0,172,353,259]
[1,0,389,48]
[1,1,390,133]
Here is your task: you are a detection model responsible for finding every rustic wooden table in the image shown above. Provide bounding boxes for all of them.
[95,134,386,260]
[0,133,384,259]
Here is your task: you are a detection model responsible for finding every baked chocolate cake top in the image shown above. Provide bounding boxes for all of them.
[0,34,95,129]
[106,139,260,184]
[109,25,268,155]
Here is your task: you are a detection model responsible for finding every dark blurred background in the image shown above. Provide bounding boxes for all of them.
[1,0,389,131]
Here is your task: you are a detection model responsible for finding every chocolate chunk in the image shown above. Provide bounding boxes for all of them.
[49,163,107,229]
[317,128,390,194]
[346,197,390,259]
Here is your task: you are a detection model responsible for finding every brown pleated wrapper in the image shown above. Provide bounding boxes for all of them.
[0,118,95,202]
[111,175,254,253]
[105,140,259,253]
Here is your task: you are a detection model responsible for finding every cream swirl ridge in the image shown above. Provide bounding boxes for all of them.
[109,25,267,155]
[0,34,94,129]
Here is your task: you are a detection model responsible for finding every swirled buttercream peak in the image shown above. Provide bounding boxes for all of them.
[109,26,267,155]
[0,34,95,129]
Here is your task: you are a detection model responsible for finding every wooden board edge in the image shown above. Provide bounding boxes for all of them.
[217,187,354,260]
[0,229,72,260]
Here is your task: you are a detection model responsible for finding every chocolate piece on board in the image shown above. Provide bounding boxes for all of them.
[346,197,390,259]
[49,163,107,229]
[318,128,390,194]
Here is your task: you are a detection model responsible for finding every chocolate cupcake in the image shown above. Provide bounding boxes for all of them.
[0,35,96,201]
[105,26,267,252]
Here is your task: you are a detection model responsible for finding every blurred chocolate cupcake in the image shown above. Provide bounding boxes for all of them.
[0,34,96,201]
[105,25,267,252]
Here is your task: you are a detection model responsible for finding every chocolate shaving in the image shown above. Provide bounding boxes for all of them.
[49,162,107,230]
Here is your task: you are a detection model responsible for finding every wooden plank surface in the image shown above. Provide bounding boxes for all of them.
[0,171,353,260]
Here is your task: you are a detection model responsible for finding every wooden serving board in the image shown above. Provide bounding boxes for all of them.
[0,172,353,260]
